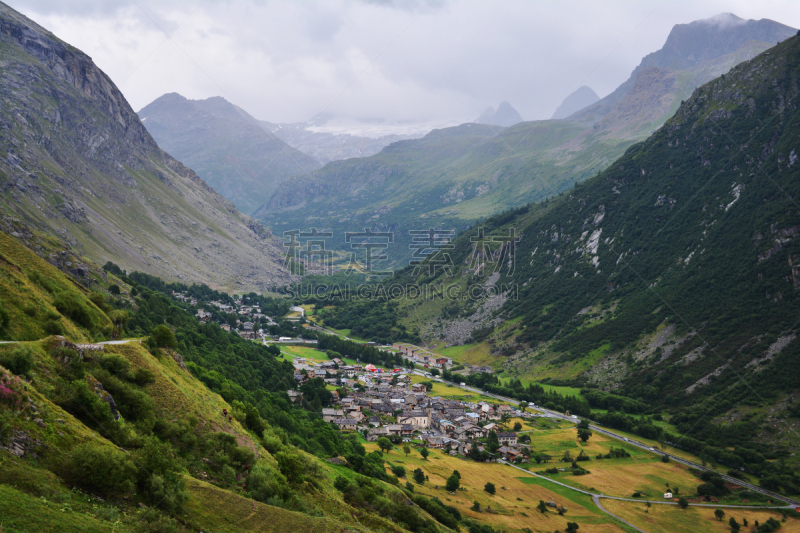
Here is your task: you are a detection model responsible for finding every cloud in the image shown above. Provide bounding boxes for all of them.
[9,0,800,126]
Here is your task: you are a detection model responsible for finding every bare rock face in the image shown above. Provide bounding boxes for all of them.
[0,3,294,292]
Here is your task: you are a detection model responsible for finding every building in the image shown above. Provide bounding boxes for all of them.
[332,418,357,431]
[497,432,518,446]
[322,409,345,423]
[287,390,302,403]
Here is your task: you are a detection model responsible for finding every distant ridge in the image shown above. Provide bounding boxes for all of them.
[551,86,600,119]
[139,93,321,215]
[476,101,524,127]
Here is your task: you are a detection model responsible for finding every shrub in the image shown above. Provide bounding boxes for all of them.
[100,354,130,376]
[130,367,156,386]
[484,482,496,494]
[109,284,121,295]
[151,325,177,349]
[51,347,84,380]
[0,303,9,330]
[60,443,136,496]
[248,464,292,503]
[0,345,34,376]
[42,317,64,335]
[53,292,94,330]
[391,465,406,478]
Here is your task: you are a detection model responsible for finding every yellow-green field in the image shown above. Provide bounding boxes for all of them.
[522,424,704,499]
[435,342,503,368]
[363,440,630,533]
[601,499,800,533]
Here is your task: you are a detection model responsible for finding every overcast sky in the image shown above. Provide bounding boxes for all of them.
[10,0,800,131]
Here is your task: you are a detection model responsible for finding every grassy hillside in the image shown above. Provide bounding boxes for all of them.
[0,229,475,533]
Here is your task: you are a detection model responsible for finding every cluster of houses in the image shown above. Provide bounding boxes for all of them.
[171,291,279,340]
[392,343,453,369]
[391,344,493,375]
[311,374,531,463]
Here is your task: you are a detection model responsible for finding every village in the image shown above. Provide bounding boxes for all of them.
[290,350,535,465]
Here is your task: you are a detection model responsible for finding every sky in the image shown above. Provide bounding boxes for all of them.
[10,0,800,134]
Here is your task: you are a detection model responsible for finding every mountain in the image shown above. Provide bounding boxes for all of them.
[0,3,291,291]
[138,93,321,215]
[567,14,796,128]
[476,101,524,127]
[551,86,599,119]
[260,14,794,266]
[342,33,800,471]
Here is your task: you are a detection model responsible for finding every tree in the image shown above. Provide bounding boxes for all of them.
[645,501,651,513]
[537,500,548,514]
[471,501,481,512]
[513,422,522,431]
[420,448,429,460]
[391,465,406,478]
[677,497,689,509]
[405,481,414,493]
[151,324,177,349]
[566,522,579,533]
[484,482,496,495]
[452,470,461,479]
[469,440,482,461]
[377,437,393,454]
[430,368,440,376]
[519,401,528,413]
[577,419,590,429]
[487,430,500,454]
[413,468,425,485]
[403,444,411,457]
[728,517,740,531]
[445,473,460,492]
[577,428,592,443]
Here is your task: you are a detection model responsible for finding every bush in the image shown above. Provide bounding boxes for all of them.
[484,482,496,495]
[391,465,406,478]
[0,345,34,376]
[248,464,292,504]
[53,292,94,330]
[0,303,9,330]
[151,325,177,349]
[42,317,64,335]
[100,354,130,376]
[61,444,136,496]
[109,284,121,295]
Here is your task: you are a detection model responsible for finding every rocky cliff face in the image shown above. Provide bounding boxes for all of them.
[0,2,293,291]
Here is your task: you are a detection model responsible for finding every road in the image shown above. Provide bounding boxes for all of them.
[412,371,800,508]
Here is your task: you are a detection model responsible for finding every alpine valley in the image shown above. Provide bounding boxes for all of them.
[2,2,800,533]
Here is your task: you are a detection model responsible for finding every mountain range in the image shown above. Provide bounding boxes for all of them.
[339,31,800,468]
[138,93,322,215]
[0,3,292,291]
[259,14,796,265]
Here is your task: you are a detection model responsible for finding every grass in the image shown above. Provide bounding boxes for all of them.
[601,498,800,533]
[364,441,627,533]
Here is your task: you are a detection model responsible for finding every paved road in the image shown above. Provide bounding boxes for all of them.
[412,371,800,508]
[593,495,647,533]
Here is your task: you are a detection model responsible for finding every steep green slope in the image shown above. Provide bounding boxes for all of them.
[0,2,291,292]
[323,33,800,479]
[0,230,458,533]
[260,15,794,266]
[139,94,322,215]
